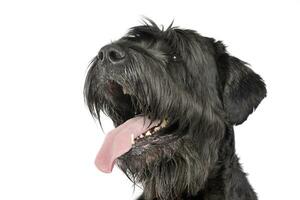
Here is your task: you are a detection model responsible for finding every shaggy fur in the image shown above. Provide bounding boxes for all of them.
[84,19,266,200]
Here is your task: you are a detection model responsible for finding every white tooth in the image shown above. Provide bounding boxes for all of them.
[139,135,144,138]
[123,88,127,94]
[131,134,135,144]
[154,127,160,132]
[161,119,168,127]
[145,131,151,136]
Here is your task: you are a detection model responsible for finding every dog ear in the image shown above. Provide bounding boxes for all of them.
[215,42,266,125]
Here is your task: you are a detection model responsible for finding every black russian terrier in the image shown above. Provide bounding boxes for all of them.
[84,20,266,200]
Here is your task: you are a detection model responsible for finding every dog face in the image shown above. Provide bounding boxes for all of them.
[84,20,266,199]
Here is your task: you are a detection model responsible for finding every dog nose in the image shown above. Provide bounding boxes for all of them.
[98,45,126,64]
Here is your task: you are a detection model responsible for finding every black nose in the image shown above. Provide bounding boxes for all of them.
[98,45,126,64]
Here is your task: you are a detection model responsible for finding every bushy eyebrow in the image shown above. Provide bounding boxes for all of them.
[126,25,162,40]
[125,18,175,40]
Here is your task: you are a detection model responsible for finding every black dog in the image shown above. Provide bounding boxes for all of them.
[84,20,266,200]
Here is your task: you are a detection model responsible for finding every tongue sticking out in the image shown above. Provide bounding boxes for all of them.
[95,116,160,173]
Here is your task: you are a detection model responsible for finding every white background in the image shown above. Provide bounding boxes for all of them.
[0,0,299,199]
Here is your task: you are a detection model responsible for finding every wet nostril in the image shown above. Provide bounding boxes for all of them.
[108,50,125,63]
[98,51,104,61]
[98,45,125,64]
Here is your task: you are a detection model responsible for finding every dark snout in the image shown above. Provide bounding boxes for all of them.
[97,44,126,65]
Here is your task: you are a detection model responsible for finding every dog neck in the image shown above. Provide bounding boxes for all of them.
[138,127,258,200]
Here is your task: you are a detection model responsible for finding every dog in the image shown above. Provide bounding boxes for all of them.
[84,19,266,200]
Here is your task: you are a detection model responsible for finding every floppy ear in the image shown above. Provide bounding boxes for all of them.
[216,43,267,125]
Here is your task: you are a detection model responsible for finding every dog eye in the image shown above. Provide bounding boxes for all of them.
[127,34,140,38]
[172,55,178,61]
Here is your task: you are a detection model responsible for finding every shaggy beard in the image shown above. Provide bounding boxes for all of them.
[117,127,224,200]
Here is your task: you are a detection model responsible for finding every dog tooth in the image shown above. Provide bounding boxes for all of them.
[131,134,135,144]
[154,127,160,132]
[145,131,151,136]
[161,119,168,127]
[123,87,128,95]
[139,134,144,138]
[123,89,127,94]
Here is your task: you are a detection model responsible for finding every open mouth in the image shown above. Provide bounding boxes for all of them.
[131,118,168,144]
[95,80,168,173]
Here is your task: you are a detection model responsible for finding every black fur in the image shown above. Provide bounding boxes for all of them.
[84,19,266,200]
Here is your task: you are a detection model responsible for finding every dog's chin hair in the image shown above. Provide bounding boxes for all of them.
[117,134,221,200]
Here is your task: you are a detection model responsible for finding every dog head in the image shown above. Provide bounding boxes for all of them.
[84,20,266,199]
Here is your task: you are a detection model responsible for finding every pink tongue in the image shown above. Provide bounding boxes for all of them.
[95,116,160,173]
